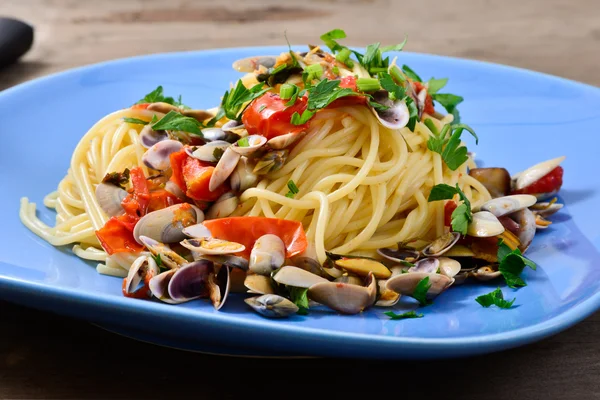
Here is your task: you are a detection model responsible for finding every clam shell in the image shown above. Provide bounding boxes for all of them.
[308,272,377,314]
[230,156,258,193]
[467,211,505,238]
[272,266,328,288]
[421,232,460,257]
[134,204,203,244]
[206,192,238,220]
[231,135,267,156]
[209,147,241,191]
[370,91,409,130]
[479,195,537,217]
[244,273,275,294]
[233,55,277,73]
[190,140,231,163]
[142,139,183,171]
[249,234,286,275]
[334,258,391,279]
[95,183,127,217]
[139,236,188,269]
[167,260,212,302]
[245,294,299,318]
[514,156,565,191]
[385,272,453,299]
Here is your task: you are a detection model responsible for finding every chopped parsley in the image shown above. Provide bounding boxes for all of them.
[426,120,479,171]
[431,93,464,123]
[122,117,149,125]
[427,183,473,235]
[497,239,536,288]
[135,85,185,107]
[102,168,130,189]
[151,254,168,273]
[413,276,432,306]
[212,147,225,162]
[426,78,448,94]
[384,310,424,320]
[475,287,516,309]
[378,72,405,100]
[285,180,300,198]
[320,28,347,53]
[290,79,357,125]
[209,80,270,125]
[151,110,203,135]
[288,286,309,315]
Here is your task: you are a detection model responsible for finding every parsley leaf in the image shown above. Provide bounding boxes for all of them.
[380,36,408,53]
[431,93,464,116]
[320,29,347,53]
[427,183,472,235]
[440,124,479,170]
[497,239,536,289]
[288,286,309,315]
[222,80,270,121]
[122,117,149,125]
[427,78,448,94]
[102,168,130,189]
[475,287,516,309]
[135,85,185,107]
[427,183,458,201]
[237,137,250,147]
[291,110,315,125]
[151,110,203,135]
[378,72,405,101]
[285,180,300,198]
[307,79,358,110]
[405,96,419,132]
[402,65,422,82]
[413,276,432,306]
[384,310,424,320]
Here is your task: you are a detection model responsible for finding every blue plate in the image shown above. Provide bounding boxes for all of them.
[1,46,600,359]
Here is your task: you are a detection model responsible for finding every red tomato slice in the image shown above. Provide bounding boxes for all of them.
[182,157,229,202]
[169,150,189,193]
[444,200,457,227]
[512,166,564,196]
[131,103,150,110]
[203,217,308,259]
[96,217,144,255]
[242,93,309,140]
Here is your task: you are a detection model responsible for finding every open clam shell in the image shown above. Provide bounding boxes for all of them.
[206,192,239,220]
[190,140,231,163]
[207,265,231,310]
[167,260,212,302]
[421,232,460,257]
[231,135,267,156]
[139,125,169,148]
[124,255,158,296]
[468,167,511,198]
[139,236,188,269]
[375,279,400,307]
[376,247,420,264]
[142,139,183,171]
[182,223,213,239]
[233,55,278,73]
[180,237,245,256]
[230,156,258,193]
[369,90,409,130]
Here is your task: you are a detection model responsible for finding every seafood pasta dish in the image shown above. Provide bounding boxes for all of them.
[20,30,566,318]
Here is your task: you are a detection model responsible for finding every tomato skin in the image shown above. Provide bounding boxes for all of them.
[339,76,358,91]
[148,189,179,212]
[512,166,564,196]
[203,217,308,259]
[242,93,309,140]
[169,150,189,193]
[182,157,229,202]
[131,103,150,110]
[444,200,457,227]
[412,81,435,115]
[96,217,144,255]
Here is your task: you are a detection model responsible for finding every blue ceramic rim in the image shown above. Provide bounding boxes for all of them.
[2,46,600,353]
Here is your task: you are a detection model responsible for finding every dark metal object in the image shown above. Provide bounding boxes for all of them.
[0,17,34,68]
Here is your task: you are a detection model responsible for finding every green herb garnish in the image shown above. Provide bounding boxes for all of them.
[426,120,478,171]
[335,47,354,67]
[209,81,269,125]
[413,276,432,306]
[285,180,300,198]
[288,286,309,315]
[122,117,149,125]
[102,168,130,189]
[427,183,472,235]
[427,78,448,94]
[151,110,203,135]
[237,137,250,147]
[497,239,536,288]
[320,28,347,53]
[291,79,358,125]
[384,310,424,320]
[475,287,516,309]
[356,77,381,92]
[135,85,185,107]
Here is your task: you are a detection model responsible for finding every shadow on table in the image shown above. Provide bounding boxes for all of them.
[1,300,598,399]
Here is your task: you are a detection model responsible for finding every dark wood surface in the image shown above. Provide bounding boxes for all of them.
[2,1,600,398]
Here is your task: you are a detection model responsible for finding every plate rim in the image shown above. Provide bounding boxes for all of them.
[2,45,600,357]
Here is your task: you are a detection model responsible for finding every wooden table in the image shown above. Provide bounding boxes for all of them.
[1,1,599,398]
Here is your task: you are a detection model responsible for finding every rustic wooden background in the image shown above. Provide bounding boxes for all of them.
[1,0,599,398]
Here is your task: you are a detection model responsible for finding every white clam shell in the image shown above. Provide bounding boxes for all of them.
[191,140,231,163]
[209,147,241,192]
[272,266,328,288]
[479,194,537,217]
[467,211,505,238]
[249,234,286,275]
[231,135,267,156]
[95,183,127,217]
[308,273,377,314]
[514,156,565,190]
